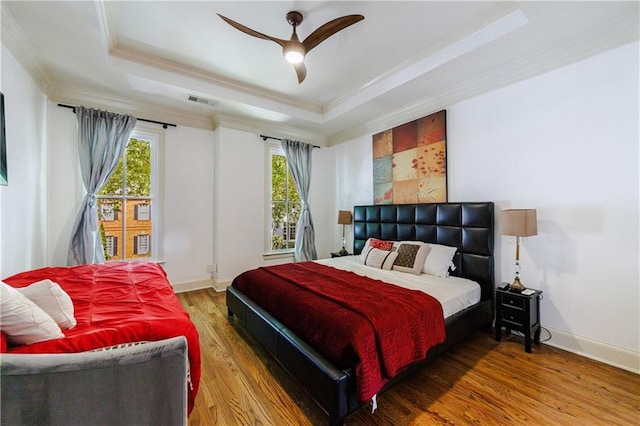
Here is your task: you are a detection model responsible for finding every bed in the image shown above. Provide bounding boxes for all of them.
[1,261,201,417]
[226,202,494,425]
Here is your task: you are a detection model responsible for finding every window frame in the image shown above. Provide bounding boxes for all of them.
[264,141,300,257]
[105,235,118,257]
[96,126,164,262]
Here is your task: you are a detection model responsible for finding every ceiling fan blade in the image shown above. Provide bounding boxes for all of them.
[217,13,288,48]
[293,62,307,84]
[302,15,364,53]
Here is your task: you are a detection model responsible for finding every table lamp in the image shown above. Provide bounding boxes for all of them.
[337,210,352,256]
[501,209,537,292]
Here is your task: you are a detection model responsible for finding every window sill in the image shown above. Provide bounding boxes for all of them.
[262,251,294,260]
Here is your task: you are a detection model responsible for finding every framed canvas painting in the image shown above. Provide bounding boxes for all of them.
[373,110,447,204]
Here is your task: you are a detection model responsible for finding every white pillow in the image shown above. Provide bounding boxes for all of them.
[18,279,77,330]
[362,247,399,270]
[358,238,373,263]
[423,243,457,277]
[0,281,64,345]
[392,242,430,275]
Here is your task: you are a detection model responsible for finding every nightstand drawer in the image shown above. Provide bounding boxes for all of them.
[501,294,526,310]
[501,309,525,326]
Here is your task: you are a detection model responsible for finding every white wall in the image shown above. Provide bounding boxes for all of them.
[213,127,334,284]
[161,125,214,287]
[46,105,82,268]
[0,47,48,279]
[449,42,639,369]
[334,42,639,372]
[333,137,373,251]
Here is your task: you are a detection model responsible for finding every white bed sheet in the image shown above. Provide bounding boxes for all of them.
[315,256,481,319]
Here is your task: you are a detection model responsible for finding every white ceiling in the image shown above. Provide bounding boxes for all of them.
[2,1,638,145]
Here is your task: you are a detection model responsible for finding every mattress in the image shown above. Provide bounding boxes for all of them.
[315,255,481,318]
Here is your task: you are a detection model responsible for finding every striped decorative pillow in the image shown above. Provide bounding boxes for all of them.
[362,247,398,270]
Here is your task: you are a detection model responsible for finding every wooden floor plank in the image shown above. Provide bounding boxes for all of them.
[180,289,639,425]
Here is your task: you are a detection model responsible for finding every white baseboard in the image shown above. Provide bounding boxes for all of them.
[544,326,639,374]
[212,280,232,292]
[171,278,231,294]
[172,278,214,294]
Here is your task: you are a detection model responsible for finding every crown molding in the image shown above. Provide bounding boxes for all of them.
[1,3,54,94]
[50,82,216,131]
[94,0,115,52]
[215,112,328,146]
[323,8,529,122]
[109,45,324,123]
[327,12,640,146]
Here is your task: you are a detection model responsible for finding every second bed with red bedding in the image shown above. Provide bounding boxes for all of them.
[2,261,201,413]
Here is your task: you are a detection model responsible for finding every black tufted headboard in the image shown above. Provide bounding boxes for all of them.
[353,202,494,301]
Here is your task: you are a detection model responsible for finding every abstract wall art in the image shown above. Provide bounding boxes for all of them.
[373,110,447,204]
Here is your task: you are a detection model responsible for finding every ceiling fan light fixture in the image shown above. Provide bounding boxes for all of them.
[284,43,305,64]
[218,11,364,82]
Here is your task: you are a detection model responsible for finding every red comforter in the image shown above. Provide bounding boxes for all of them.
[2,261,201,414]
[232,261,446,401]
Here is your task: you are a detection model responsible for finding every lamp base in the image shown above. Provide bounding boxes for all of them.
[509,277,526,292]
[338,246,348,256]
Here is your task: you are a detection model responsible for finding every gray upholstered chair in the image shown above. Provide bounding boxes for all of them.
[1,336,188,426]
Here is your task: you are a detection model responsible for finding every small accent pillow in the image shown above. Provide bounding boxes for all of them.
[369,238,394,251]
[18,279,77,330]
[362,247,399,270]
[0,281,64,345]
[423,243,457,277]
[392,242,430,275]
[359,237,393,262]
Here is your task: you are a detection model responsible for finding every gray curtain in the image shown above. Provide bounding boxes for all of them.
[281,139,317,261]
[68,107,136,265]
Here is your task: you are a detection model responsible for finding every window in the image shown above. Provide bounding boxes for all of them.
[100,203,119,221]
[134,234,151,255]
[105,236,117,257]
[98,129,162,261]
[135,203,150,220]
[266,143,300,253]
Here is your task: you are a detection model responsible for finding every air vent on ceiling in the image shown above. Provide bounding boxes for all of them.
[187,95,219,107]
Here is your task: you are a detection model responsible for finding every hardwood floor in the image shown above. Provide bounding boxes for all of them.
[179,288,639,425]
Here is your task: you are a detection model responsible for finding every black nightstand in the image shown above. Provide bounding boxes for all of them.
[495,288,542,353]
[330,251,351,258]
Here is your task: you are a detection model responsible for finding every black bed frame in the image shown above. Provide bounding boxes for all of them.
[227,202,494,425]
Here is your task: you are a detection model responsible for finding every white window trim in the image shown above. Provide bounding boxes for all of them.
[133,126,164,261]
[264,141,295,256]
[96,125,164,261]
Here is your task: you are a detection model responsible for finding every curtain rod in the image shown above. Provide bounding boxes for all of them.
[260,134,320,149]
[58,104,176,129]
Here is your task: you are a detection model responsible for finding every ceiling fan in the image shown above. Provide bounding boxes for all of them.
[217,11,364,84]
